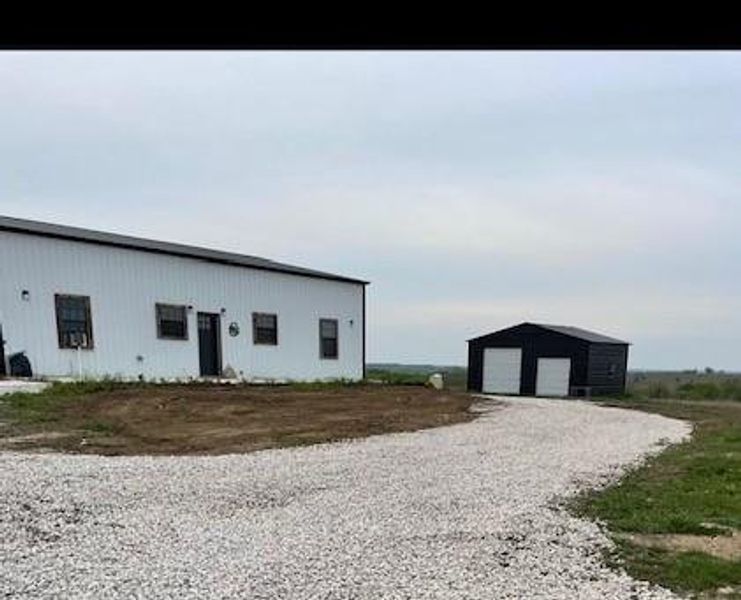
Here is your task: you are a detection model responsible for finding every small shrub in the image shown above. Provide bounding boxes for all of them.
[720,381,741,401]
[287,378,366,391]
[677,382,720,400]
[647,382,672,399]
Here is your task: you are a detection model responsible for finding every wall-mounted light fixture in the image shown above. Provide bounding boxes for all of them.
[349,318,354,327]
[20,289,30,301]
[187,305,194,312]
[220,307,227,316]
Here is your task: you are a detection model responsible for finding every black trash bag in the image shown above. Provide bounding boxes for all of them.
[9,352,33,378]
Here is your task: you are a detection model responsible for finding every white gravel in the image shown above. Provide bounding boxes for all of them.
[0,396,690,599]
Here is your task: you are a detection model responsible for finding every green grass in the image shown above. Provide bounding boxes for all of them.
[628,371,741,402]
[574,398,741,595]
[0,380,146,426]
[610,539,741,594]
[366,367,468,390]
[365,369,430,386]
[0,391,69,424]
[284,378,368,391]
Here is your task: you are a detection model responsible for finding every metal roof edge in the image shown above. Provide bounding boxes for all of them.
[534,323,629,345]
[467,322,630,345]
[0,215,369,286]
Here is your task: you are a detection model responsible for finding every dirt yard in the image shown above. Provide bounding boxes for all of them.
[0,384,475,455]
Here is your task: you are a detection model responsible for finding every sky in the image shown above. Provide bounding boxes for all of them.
[1,51,740,369]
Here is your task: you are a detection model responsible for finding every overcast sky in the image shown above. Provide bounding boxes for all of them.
[2,51,740,369]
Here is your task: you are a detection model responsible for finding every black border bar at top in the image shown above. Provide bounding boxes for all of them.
[1,19,740,51]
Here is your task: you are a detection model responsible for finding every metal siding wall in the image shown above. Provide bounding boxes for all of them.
[467,342,482,392]
[586,344,629,395]
[0,232,364,380]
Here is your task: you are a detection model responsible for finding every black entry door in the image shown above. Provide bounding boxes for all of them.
[197,312,221,377]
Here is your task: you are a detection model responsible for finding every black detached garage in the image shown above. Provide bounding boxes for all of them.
[467,323,629,397]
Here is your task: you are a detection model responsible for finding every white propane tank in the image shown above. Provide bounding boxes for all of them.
[428,373,444,390]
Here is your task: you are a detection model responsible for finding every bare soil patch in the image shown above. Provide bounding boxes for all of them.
[623,530,741,561]
[0,384,475,456]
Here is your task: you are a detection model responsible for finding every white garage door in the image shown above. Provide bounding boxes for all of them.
[535,358,571,397]
[482,348,522,394]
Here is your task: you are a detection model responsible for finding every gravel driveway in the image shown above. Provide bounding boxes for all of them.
[1,397,689,599]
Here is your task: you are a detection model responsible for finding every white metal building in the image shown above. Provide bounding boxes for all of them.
[0,216,367,381]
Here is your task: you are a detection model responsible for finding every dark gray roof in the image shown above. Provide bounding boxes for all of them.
[532,323,629,344]
[0,215,368,285]
[469,322,629,344]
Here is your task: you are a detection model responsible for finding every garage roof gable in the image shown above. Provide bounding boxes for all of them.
[468,322,629,345]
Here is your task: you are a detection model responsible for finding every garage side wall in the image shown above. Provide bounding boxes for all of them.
[586,344,629,395]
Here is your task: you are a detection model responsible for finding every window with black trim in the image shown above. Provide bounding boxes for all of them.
[319,318,338,359]
[253,313,278,345]
[156,303,188,340]
[55,294,94,349]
